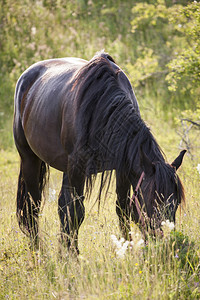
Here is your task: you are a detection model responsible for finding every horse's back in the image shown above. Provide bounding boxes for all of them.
[13,57,87,170]
[14,57,87,128]
[13,53,140,171]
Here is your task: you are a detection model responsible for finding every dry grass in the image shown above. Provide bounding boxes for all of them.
[0,143,199,299]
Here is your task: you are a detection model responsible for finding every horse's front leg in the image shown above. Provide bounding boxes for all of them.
[58,171,85,254]
[116,175,131,240]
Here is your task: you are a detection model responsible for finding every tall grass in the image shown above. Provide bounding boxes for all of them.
[0,123,199,299]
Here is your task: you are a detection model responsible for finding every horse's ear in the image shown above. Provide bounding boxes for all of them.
[140,147,155,176]
[171,150,187,170]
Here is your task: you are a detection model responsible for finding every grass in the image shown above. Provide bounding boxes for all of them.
[0,122,200,299]
[0,1,199,297]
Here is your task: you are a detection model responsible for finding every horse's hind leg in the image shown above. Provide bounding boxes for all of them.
[16,153,48,248]
[58,170,85,254]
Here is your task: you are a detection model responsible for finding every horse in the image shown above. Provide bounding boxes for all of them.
[13,51,186,253]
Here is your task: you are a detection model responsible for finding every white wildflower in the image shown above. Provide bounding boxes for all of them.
[111,235,131,259]
[123,240,130,249]
[116,240,130,259]
[115,248,126,259]
[119,237,125,244]
[137,239,145,246]
[111,235,126,250]
[166,220,175,230]
[111,232,144,259]
[161,219,175,231]
[110,234,118,243]
[197,164,200,175]
[31,26,36,35]
[49,188,56,202]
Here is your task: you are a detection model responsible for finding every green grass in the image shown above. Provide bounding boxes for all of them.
[0,123,200,300]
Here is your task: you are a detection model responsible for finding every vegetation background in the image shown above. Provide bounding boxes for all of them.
[0,0,199,299]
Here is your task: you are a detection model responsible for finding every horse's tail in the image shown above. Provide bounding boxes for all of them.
[16,161,49,236]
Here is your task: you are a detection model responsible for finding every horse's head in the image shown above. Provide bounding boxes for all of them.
[132,150,186,235]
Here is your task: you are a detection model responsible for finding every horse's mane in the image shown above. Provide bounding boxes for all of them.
[71,52,185,205]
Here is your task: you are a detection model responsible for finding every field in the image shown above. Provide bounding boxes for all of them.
[0,1,200,299]
[0,116,199,299]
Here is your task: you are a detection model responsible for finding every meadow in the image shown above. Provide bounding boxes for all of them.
[0,1,200,299]
[0,112,199,299]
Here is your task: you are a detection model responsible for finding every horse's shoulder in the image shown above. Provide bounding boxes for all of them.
[22,57,87,76]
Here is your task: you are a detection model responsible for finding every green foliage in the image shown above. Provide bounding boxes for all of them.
[129,0,200,110]
[0,0,199,148]
[166,2,200,102]
[0,0,134,150]
[169,230,199,271]
[144,229,199,278]
[125,47,160,88]
[180,104,200,123]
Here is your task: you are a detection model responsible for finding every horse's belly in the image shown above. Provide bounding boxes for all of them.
[23,113,69,172]
[27,135,68,171]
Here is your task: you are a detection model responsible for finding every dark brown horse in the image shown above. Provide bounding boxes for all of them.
[13,51,186,252]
